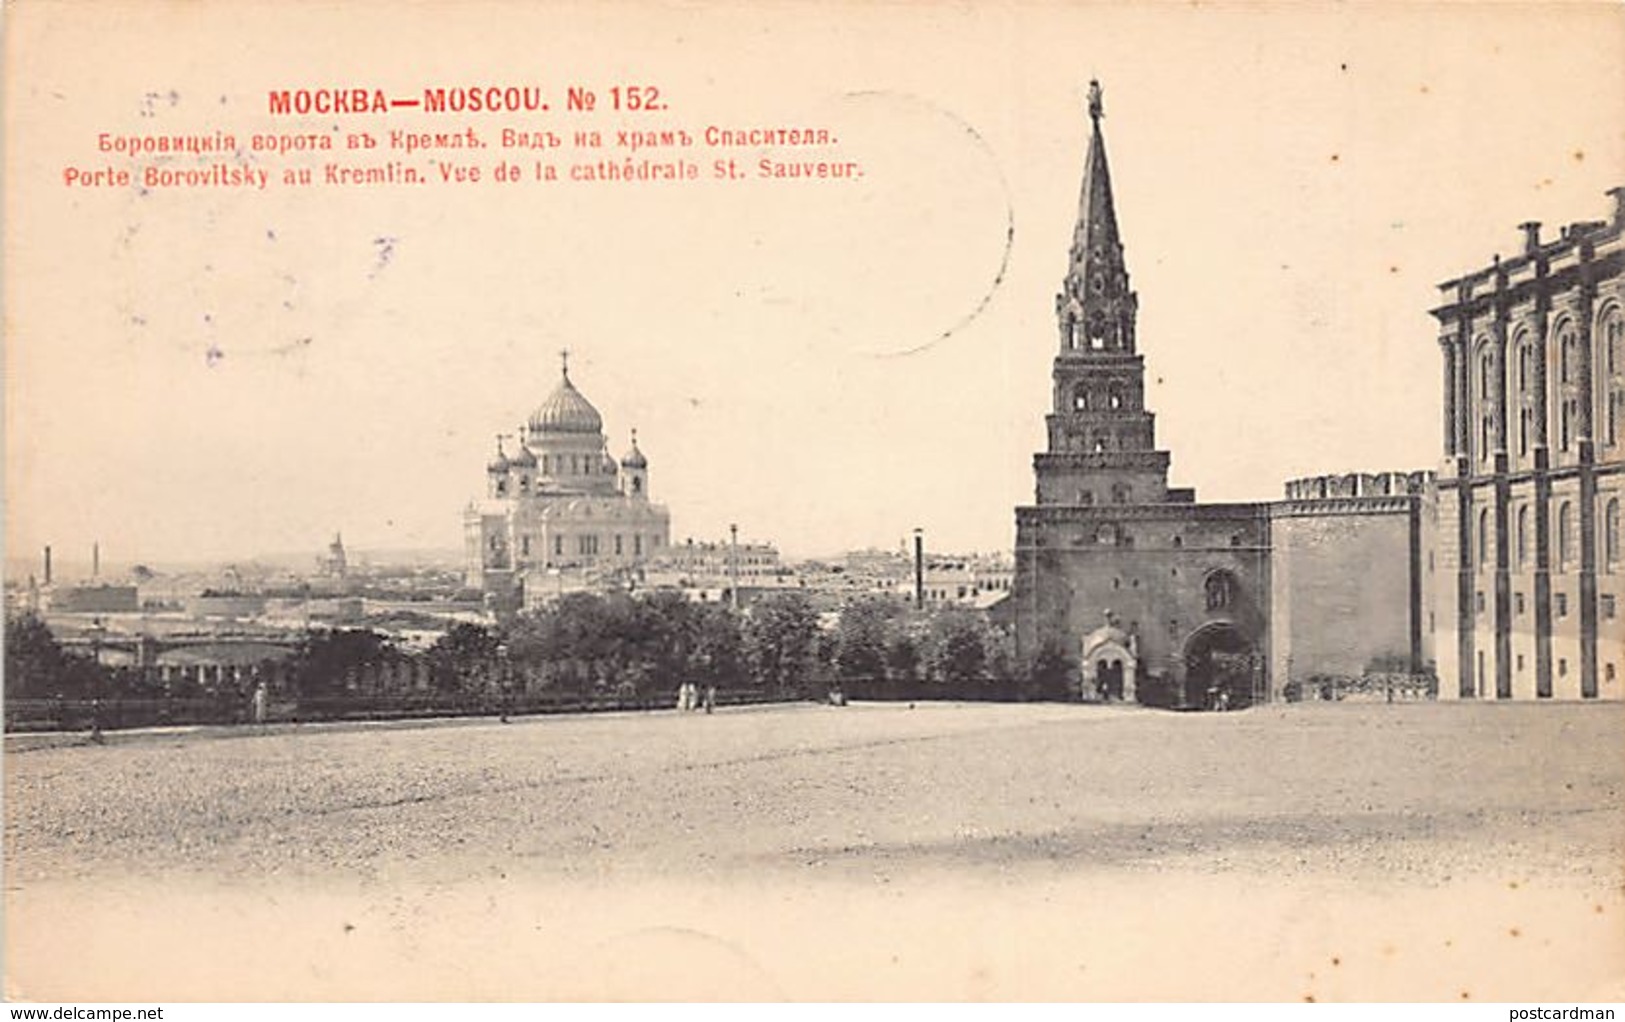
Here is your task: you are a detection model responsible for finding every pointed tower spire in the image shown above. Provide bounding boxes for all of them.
[1056,79,1137,355]
[1031,82,1171,509]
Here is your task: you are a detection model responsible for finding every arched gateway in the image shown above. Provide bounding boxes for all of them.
[1182,622,1258,710]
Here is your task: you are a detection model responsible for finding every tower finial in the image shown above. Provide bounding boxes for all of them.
[560,347,571,379]
[495,432,506,456]
[1088,79,1104,124]
[630,427,639,446]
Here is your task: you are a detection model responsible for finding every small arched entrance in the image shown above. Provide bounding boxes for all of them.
[1080,623,1137,703]
[1182,622,1257,710]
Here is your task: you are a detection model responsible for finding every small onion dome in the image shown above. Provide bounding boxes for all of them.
[620,430,647,469]
[510,444,538,468]
[487,438,510,473]
[528,364,604,435]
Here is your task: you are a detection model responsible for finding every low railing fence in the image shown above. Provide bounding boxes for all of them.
[1281,672,1438,703]
[2,687,798,733]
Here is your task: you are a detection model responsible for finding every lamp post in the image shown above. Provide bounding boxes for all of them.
[88,617,106,742]
[496,642,511,723]
[729,523,740,613]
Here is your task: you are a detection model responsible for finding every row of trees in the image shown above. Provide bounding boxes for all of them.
[6,592,1079,710]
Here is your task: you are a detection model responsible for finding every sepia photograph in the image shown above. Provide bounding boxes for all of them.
[4,0,1623,1004]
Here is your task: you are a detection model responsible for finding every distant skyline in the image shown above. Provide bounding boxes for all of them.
[7,3,1623,568]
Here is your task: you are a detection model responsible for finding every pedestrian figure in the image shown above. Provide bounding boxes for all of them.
[252,681,269,724]
[703,684,716,714]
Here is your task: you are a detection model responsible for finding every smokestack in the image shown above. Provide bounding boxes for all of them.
[914,528,925,608]
[1518,221,1542,255]
[43,545,52,586]
[92,541,100,579]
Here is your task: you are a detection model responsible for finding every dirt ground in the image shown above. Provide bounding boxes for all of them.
[5,700,1623,1001]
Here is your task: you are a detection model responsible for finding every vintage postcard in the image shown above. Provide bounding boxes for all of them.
[4,0,1623,1004]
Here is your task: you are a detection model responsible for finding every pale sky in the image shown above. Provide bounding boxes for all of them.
[6,2,1624,571]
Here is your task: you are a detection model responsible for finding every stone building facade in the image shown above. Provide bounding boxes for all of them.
[464,356,671,602]
[1012,84,1434,708]
[1430,191,1625,700]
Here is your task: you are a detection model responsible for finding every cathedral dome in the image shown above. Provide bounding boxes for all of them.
[529,364,603,435]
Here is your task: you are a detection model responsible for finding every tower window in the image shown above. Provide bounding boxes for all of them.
[1204,570,1237,611]
[1602,594,1616,619]
[1557,592,1569,617]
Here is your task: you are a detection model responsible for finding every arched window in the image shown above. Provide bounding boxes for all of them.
[1515,334,1536,459]
[1600,306,1624,449]
[1477,507,1490,565]
[1204,570,1237,612]
[1086,311,1107,350]
[1073,385,1090,411]
[1478,343,1495,460]
[1555,323,1580,453]
[1107,383,1124,410]
[1558,501,1574,572]
[1606,498,1620,571]
[1516,504,1529,570]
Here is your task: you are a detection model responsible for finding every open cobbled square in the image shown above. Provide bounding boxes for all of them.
[5,700,1622,1001]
